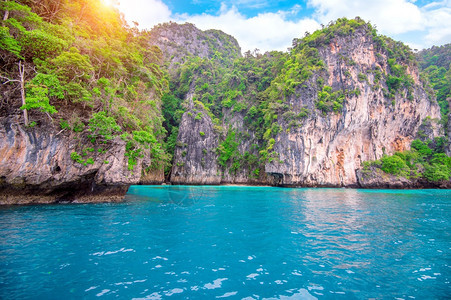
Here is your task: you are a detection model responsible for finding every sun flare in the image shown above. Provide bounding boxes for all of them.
[101,0,115,7]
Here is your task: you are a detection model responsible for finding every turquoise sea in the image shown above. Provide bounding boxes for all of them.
[0,186,450,299]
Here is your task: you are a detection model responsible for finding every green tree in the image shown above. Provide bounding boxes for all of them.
[88,111,121,141]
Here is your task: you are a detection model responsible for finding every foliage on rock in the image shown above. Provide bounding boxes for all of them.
[161,17,449,180]
[417,44,451,125]
[362,138,451,183]
[0,0,169,171]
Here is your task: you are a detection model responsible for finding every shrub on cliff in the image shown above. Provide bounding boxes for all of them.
[417,44,450,124]
[0,0,169,170]
[380,155,410,177]
[363,139,451,183]
[218,130,239,169]
[88,111,122,141]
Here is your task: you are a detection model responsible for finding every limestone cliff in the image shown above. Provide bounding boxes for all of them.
[149,22,241,69]
[170,19,444,187]
[265,28,441,186]
[170,98,221,184]
[171,98,274,185]
[0,6,168,204]
[0,116,163,204]
[1,18,448,206]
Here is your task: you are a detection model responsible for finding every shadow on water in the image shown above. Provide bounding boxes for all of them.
[165,186,206,206]
[126,185,208,206]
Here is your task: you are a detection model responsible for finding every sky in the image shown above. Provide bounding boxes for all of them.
[114,0,451,53]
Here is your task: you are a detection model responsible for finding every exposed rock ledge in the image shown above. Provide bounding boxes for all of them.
[0,117,162,205]
[356,167,451,189]
[0,115,448,206]
[0,186,129,205]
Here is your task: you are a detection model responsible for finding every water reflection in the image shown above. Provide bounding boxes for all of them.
[164,186,206,206]
[127,185,215,207]
[1,187,449,299]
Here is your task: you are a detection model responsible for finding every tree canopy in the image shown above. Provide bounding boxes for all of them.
[0,0,169,170]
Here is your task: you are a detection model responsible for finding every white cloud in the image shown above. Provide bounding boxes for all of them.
[308,0,423,34]
[404,41,424,51]
[116,1,319,52]
[118,0,172,28]
[176,5,320,52]
[421,3,451,47]
[116,0,450,52]
[307,0,451,49]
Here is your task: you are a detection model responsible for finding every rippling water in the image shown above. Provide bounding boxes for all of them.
[0,186,450,299]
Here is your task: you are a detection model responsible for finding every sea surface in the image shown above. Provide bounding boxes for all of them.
[0,186,450,299]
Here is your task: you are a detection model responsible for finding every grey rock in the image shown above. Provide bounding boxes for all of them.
[356,166,451,189]
[149,22,241,70]
[171,25,443,188]
[265,29,441,187]
[0,117,162,204]
[170,100,221,184]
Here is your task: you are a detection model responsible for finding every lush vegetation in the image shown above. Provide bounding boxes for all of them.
[149,22,241,67]
[0,0,169,171]
[163,17,449,178]
[418,44,451,125]
[362,138,451,183]
[163,46,287,175]
[1,6,449,183]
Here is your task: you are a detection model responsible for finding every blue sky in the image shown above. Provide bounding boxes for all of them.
[117,0,451,52]
[165,0,314,18]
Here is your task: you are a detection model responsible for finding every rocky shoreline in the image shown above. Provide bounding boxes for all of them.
[1,114,449,206]
[0,117,157,205]
[1,20,450,206]
[0,185,128,205]
[2,180,450,206]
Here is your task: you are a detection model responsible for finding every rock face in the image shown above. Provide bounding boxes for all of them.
[265,30,441,186]
[171,100,274,185]
[219,114,273,185]
[356,166,451,189]
[149,22,241,69]
[1,20,447,205]
[0,117,161,204]
[170,99,221,184]
[171,23,442,187]
[356,167,417,188]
